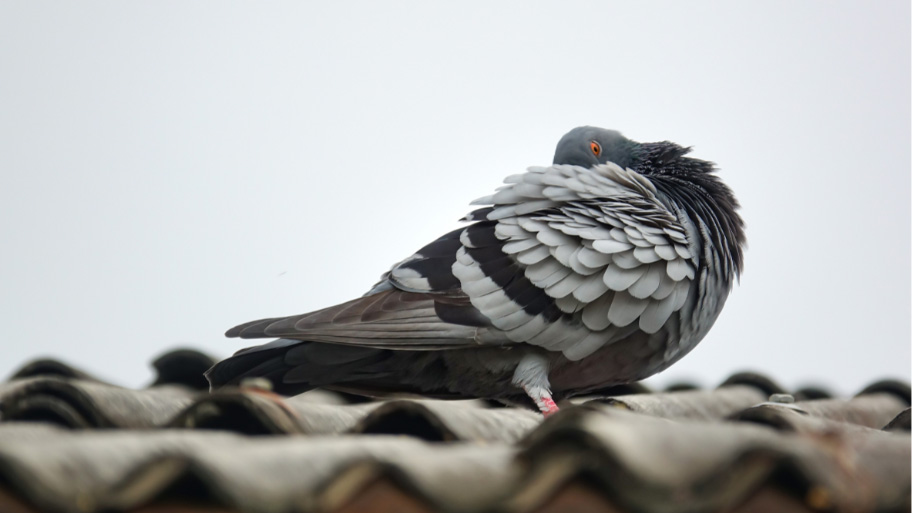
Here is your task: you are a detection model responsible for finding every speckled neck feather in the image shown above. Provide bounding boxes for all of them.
[635,142,745,281]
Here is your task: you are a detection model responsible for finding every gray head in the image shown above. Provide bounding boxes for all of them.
[552,126,641,169]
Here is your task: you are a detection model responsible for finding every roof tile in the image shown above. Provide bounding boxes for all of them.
[883,407,910,432]
[0,353,909,513]
[581,384,767,420]
[353,399,541,442]
[0,425,517,513]
[169,389,379,435]
[515,407,911,513]
[0,377,196,429]
[786,392,908,429]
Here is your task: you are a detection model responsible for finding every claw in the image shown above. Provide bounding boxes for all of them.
[513,353,559,416]
[537,395,560,417]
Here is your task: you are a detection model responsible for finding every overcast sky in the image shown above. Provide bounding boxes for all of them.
[1,2,909,395]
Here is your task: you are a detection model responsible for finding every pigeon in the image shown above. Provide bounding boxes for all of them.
[206,126,745,415]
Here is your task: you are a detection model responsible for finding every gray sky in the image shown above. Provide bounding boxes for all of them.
[1,2,909,395]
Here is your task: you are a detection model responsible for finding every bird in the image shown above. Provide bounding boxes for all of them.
[205,126,745,415]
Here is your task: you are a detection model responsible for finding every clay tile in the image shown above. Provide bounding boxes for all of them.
[515,406,911,513]
[149,348,217,390]
[857,379,911,405]
[1,377,197,429]
[7,358,101,383]
[718,372,786,396]
[789,394,908,429]
[663,381,701,392]
[353,399,540,443]
[883,407,910,432]
[792,386,833,402]
[583,385,767,421]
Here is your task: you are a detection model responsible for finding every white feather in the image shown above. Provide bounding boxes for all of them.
[502,238,540,254]
[555,295,585,313]
[460,276,502,297]
[577,247,613,268]
[563,330,614,361]
[651,274,678,300]
[514,199,559,215]
[628,263,663,299]
[535,226,576,247]
[515,244,551,265]
[603,264,646,291]
[535,265,572,288]
[642,232,668,245]
[639,296,678,333]
[624,226,643,240]
[633,246,662,264]
[672,280,691,310]
[610,250,641,270]
[525,257,566,283]
[495,222,530,239]
[529,320,586,351]
[545,271,587,299]
[666,258,692,281]
[592,239,634,254]
[505,315,548,341]
[674,244,693,260]
[581,292,614,331]
[655,244,678,260]
[493,307,535,330]
[572,274,611,303]
[567,247,601,276]
[607,291,649,327]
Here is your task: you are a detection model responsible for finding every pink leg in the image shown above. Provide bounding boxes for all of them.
[524,385,560,416]
[539,396,560,417]
[514,354,559,416]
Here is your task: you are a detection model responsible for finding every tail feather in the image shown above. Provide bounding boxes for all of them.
[205,340,395,396]
[204,343,292,390]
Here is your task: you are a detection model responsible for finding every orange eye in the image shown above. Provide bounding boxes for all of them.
[590,141,601,156]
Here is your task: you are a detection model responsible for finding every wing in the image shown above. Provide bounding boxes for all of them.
[454,163,697,360]
[225,286,511,349]
[226,227,510,349]
[227,162,696,359]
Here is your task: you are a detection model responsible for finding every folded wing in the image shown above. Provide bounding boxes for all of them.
[226,163,697,362]
[457,163,697,360]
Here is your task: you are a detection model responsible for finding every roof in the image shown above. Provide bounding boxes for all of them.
[0,349,908,513]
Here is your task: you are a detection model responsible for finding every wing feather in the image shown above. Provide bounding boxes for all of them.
[459,162,697,358]
[226,163,697,362]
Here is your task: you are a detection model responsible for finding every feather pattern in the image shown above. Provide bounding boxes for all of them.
[447,162,698,359]
[208,126,744,414]
[230,162,698,360]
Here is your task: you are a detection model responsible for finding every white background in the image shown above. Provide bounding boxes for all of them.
[1,2,909,395]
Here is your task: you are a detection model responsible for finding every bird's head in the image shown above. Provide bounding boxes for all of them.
[552,126,642,169]
[553,126,718,180]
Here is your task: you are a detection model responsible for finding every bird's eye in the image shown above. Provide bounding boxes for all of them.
[590,141,601,157]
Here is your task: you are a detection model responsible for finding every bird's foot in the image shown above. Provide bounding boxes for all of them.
[513,353,559,416]
[529,390,559,417]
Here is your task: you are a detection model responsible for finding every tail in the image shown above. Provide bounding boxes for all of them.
[206,337,473,399]
[205,339,399,396]
[204,339,299,392]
